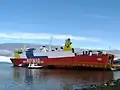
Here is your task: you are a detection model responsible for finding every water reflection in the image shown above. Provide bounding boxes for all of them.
[113,71,120,80]
[13,67,20,82]
[24,69,33,85]
[13,68,117,90]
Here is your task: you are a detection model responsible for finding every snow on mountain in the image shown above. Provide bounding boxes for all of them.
[0,56,11,63]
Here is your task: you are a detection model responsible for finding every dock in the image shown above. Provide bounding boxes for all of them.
[112,64,120,70]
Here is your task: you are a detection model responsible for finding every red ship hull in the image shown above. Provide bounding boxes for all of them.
[10,54,114,70]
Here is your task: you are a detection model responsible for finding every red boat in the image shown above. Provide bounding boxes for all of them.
[10,38,115,70]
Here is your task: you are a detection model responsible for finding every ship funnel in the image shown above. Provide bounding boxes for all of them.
[63,38,72,51]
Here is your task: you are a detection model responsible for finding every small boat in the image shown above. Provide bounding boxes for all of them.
[10,38,118,70]
[28,64,43,69]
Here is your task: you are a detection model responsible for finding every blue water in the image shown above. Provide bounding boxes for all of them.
[0,63,120,90]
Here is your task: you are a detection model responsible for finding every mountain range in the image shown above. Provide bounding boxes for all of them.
[0,43,120,58]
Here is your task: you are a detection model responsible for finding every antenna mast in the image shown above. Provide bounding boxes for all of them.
[109,45,112,54]
[49,36,53,51]
[23,44,27,51]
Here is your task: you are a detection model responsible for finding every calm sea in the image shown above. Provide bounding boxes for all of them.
[0,63,120,90]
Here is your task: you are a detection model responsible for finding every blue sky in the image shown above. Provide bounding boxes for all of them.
[0,0,120,49]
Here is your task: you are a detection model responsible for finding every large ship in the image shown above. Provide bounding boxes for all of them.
[10,38,118,70]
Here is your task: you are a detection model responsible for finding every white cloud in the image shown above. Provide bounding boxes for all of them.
[85,13,120,19]
[0,32,102,42]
